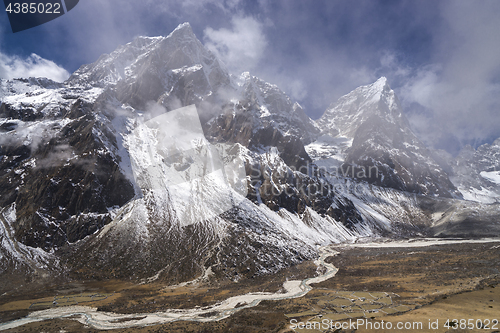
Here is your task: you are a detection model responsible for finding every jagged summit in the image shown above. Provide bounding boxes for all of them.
[66,21,230,109]
[308,77,459,197]
[358,76,390,101]
[168,22,194,37]
[372,76,387,87]
[317,77,401,138]
[116,23,195,54]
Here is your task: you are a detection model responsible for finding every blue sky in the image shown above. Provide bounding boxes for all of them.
[1,0,500,154]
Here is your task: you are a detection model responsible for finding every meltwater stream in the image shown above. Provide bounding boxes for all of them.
[0,246,338,331]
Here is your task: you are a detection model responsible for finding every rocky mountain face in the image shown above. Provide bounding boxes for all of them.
[0,23,499,289]
[448,139,500,203]
[68,23,231,110]
[311,77,460,198]
[0,82,135,250]
[0,23,361,286]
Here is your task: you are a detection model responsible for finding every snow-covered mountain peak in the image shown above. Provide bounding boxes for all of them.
[167,22,195,40]
[308,77,459,197]
[365,77,397,108]
[317,77,402,138]
[348,76,390,100]
[66,21,228,93]
[226,71,320,142]
[66,22,231,109]
[169,22,192,34]
[372,76,388,88]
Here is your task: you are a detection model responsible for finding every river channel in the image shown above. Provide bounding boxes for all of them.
[0,246,339,331]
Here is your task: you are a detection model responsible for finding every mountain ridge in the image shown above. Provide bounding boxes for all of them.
[1,22,499,291]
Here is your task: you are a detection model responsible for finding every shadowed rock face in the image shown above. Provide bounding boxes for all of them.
[0,102,44,122]
[1,100,135,250]
[345,113,458,197]
[205,109,312,171]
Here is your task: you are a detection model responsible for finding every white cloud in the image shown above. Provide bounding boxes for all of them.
[203,16,268,74]
[379,52,411,78]
[399,64,441,109]
[285,79,307,101]
[0,52,70,82]
[396,2,500,149]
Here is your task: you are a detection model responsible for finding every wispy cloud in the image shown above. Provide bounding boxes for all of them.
[204,16,268,74]
[395,1,500,151]
[3,0,499,153]
[0,52,69,82]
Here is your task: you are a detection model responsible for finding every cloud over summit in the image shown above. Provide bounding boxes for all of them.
[2,0,500,153]
[204,16,268,74]
[0,52,69,82]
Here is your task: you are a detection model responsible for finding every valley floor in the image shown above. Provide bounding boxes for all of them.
[1,239,499,332]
